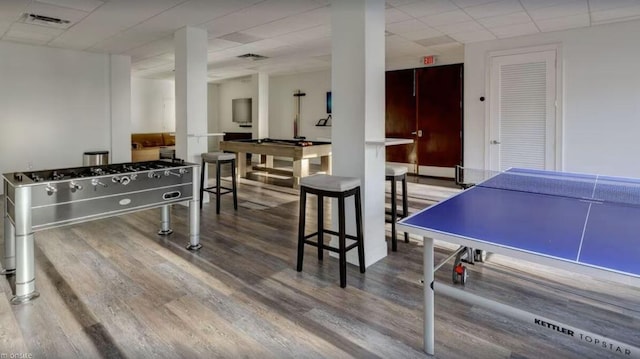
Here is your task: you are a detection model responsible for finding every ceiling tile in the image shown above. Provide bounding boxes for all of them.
[464,0,524,19]
[242,6,329,38]
[5,22,64,43]
[413,35,457,46]
[396,0,459,18]
[527,0,588,21]
[398,27,443,40]
[386,7,412,23]
[386,19,431,34]
[535,13,589,32]
[520,0,574,11]
[450,0,499,7]
[3,34,49,45]
[273,24,330,45]
[420,9,473,27]
[490,21,539,38]
[204,0,325,38]
[0,0,30,22]
[240,38,289,53]
[386,0,422,7]
[478,11,532,28]
[127,36,173,61]
[432,19,486,34]
[421,41,464,54]
[208,38,242,52]
[588,0,639,12]
[385,34,426,56]
[449,29,496,42]
[90,0,263,54]
[9,21,64,37]
[591,5,640,24]
[49,0,185,50]
[36,0,104,13]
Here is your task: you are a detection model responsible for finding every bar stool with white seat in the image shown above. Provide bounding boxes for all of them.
[386,164,409,251]
[200,152,238,214]
[297,174,365,288]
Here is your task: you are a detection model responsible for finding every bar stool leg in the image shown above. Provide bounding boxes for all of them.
[199,158,206,209]
[391,177,398,252]
[402,174,409,243]
[338,194,347,288]
[355,187,366,273]
[317,194,324,261]
[216,160,222,214]
[231,159,238,211]
[297,188,307,272]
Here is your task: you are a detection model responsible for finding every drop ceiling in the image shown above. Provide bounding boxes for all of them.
[1,0,639,82]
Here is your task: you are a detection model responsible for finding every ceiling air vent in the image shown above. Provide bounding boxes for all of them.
[237,53,268,61]
[22,13,72,29]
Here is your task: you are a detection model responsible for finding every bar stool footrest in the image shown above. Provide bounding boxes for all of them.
[302,238,361,253]
[203,187,234,196]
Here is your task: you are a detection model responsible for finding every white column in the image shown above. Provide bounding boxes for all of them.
[207,83,221,152]
[256,72,269,139]
[109,54,131,163]
[174,26,208,164]
[331,0,387,266]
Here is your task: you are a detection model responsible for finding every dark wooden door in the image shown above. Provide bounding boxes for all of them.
[385,69,417,165]
[415,64,463,168]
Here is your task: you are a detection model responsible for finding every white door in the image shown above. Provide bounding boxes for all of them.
[488,49,559,171]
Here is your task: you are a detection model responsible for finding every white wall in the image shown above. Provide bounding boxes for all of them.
[269,70,332,141]
[0,41,115,189]
[465,19,640,177]
[217,76,255,135]
[131,77,175,133]
[110,55,132,163]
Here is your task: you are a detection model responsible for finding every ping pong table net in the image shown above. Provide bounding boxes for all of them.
[456,166,640,206]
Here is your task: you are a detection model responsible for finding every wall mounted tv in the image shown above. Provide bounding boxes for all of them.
[326,91,332,114]
[232,98,252,125]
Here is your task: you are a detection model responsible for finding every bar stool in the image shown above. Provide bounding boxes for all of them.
[386,165,409,251]
[200,152,238,214]
[297,174,365,288]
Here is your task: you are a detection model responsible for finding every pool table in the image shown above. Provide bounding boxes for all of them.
[218,138,332,188]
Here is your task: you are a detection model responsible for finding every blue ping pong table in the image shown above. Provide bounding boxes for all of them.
[397,168,640,358]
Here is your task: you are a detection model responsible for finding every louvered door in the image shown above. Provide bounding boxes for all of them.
[488,50,557,171]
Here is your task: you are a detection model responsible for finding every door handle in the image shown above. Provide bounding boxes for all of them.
[490,140,501,144]
[411,130,423,137]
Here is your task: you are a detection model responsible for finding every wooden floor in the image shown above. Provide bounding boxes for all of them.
[1,177,639,358]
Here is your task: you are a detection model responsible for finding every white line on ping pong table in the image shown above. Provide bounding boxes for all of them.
[591,175,600,199]
[576,202,592,261]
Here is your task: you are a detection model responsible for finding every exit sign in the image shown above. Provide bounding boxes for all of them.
[423,55,435,65]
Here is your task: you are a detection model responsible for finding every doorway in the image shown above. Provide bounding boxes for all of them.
[487,47,560,171]
[385,64,463,178]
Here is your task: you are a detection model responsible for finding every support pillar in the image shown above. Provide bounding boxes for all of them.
[256,72,269,139]
[174,26,208,165]
[330,0,387,266]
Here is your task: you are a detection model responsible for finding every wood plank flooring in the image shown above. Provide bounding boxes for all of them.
[0,177,638,358]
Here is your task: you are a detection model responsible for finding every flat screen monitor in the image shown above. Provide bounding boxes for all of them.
[326,91,332,114]
[232,98,252,124]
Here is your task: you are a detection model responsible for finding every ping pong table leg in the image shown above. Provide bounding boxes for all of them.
[424,236,435,355]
